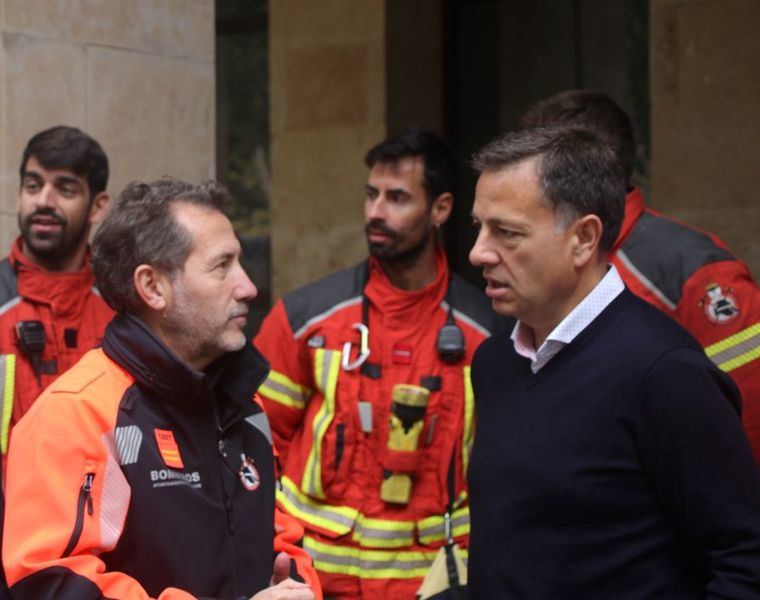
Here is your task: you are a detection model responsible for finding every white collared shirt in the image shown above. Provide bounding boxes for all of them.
[511,266,625,373]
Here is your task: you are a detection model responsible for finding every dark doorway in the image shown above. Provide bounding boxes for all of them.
[443,0,650,286]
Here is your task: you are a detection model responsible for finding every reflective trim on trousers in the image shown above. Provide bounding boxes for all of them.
[304,535,469,580]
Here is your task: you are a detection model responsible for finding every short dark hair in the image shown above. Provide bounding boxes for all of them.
[520,90,635,186]
[20,125,109,197]
[92,178,228,315]
[472,126,626,253]
[364,129,458,203]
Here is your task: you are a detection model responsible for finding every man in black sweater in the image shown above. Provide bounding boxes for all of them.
[467,126,760,598]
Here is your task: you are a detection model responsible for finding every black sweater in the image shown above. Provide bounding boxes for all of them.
[469,289,760,599]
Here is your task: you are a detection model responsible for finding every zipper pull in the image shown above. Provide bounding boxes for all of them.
[83,473,95,516]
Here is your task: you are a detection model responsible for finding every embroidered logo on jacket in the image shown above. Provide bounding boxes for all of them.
[700,283,740,324]
[154,428,184,469]
[239,453,261,491]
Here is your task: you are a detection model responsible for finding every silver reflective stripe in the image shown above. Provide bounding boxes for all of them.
[709,330,760,367]
[616,249,677,310]
[114,425,143,465]
[0,296,21,317]
[261,376,308,405]
[354,522,414,545]
[418,511,470,541]
[101,432,131,551]
[293,296,362,339]
[246,412,273,446]
[278,479,356,531]
[306,546,433,572]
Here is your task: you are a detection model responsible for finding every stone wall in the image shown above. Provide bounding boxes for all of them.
[651,0,760,277]
[0,0,216,252]
[269,0,387,299]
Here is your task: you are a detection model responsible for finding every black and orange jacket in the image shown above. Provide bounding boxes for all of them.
[0,237,114,459]
[2,315,321,599]
[612,188,760,461]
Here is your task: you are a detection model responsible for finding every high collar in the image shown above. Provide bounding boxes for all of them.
[365,244,449,319]
[614,187,646,250]
[102,314,269,425]
[10,236,97,316]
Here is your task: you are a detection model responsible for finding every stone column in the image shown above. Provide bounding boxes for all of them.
[0,0,216,251]
[651,0,760,276]
[269,0,444,299]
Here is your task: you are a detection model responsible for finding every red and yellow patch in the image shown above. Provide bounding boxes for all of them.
[154,428,184,469]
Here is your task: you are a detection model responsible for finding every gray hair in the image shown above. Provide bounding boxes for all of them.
[92,177,228,314]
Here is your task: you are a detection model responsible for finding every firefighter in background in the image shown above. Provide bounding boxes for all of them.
[0,126,114,463]
[255,130,507,598]
[521,90,760,459]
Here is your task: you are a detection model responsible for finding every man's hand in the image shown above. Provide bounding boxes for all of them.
[248,552,314,600]
[249,578,314,600]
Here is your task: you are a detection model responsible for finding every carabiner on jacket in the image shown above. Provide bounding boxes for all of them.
[341,323,370,371]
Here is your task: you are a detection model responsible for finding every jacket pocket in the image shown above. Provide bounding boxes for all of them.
[61,472,95,558]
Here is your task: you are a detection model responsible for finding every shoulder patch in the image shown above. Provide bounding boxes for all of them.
[618,211,735,309]
[49,365,106,395]
[282,262,367,339]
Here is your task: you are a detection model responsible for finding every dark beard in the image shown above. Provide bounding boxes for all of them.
[366,222,430,268]
[18,209,85,261]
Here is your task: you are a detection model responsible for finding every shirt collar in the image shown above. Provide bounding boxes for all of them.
[511,265,625,372]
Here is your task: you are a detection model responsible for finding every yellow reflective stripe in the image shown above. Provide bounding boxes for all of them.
[462,366,475,473]
[304,535,462,579]
[705,323,760,373]
[416,506,470,544]
[302,348,341,499]
[352,514,415,549]
[260,370,311,409]
[0,354,15,454]
[277,475,356,536]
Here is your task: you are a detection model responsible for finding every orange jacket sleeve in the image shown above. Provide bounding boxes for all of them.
[676,260,760,460]
[2,393,195,600]
[273,508,323,599]
[254,300,314,460]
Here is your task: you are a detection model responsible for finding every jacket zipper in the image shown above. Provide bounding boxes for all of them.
[61,472,95,558]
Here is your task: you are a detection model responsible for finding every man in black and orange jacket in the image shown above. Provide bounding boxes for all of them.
[2,178,319,600]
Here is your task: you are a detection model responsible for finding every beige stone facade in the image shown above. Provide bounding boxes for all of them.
[651,0,760,276]
[269,0,386,299]
[0,0,215,253]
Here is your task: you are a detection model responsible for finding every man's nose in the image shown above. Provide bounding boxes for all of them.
[469,232,497,267]
[235,267,258,302]
[35,184,56,209]
[366,196,387,221]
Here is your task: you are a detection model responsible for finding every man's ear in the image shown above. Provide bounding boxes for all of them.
[134,264,171,311]
[570,214,603,268]
[88,191,110,225]
[431,192,453,229]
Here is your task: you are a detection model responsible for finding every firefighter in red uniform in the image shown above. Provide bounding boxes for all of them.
[521,90,760,460]
[0,126,114,462]
[255,130,508,598]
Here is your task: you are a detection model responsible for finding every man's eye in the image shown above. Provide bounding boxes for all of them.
[24,181,40,193]
[60,186,78,197]
[499,229,520,239]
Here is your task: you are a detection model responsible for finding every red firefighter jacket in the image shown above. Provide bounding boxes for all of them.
[0,237,114,457]
[254,248,508,598]
[2,314,321,599]
[612,188,760,460]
